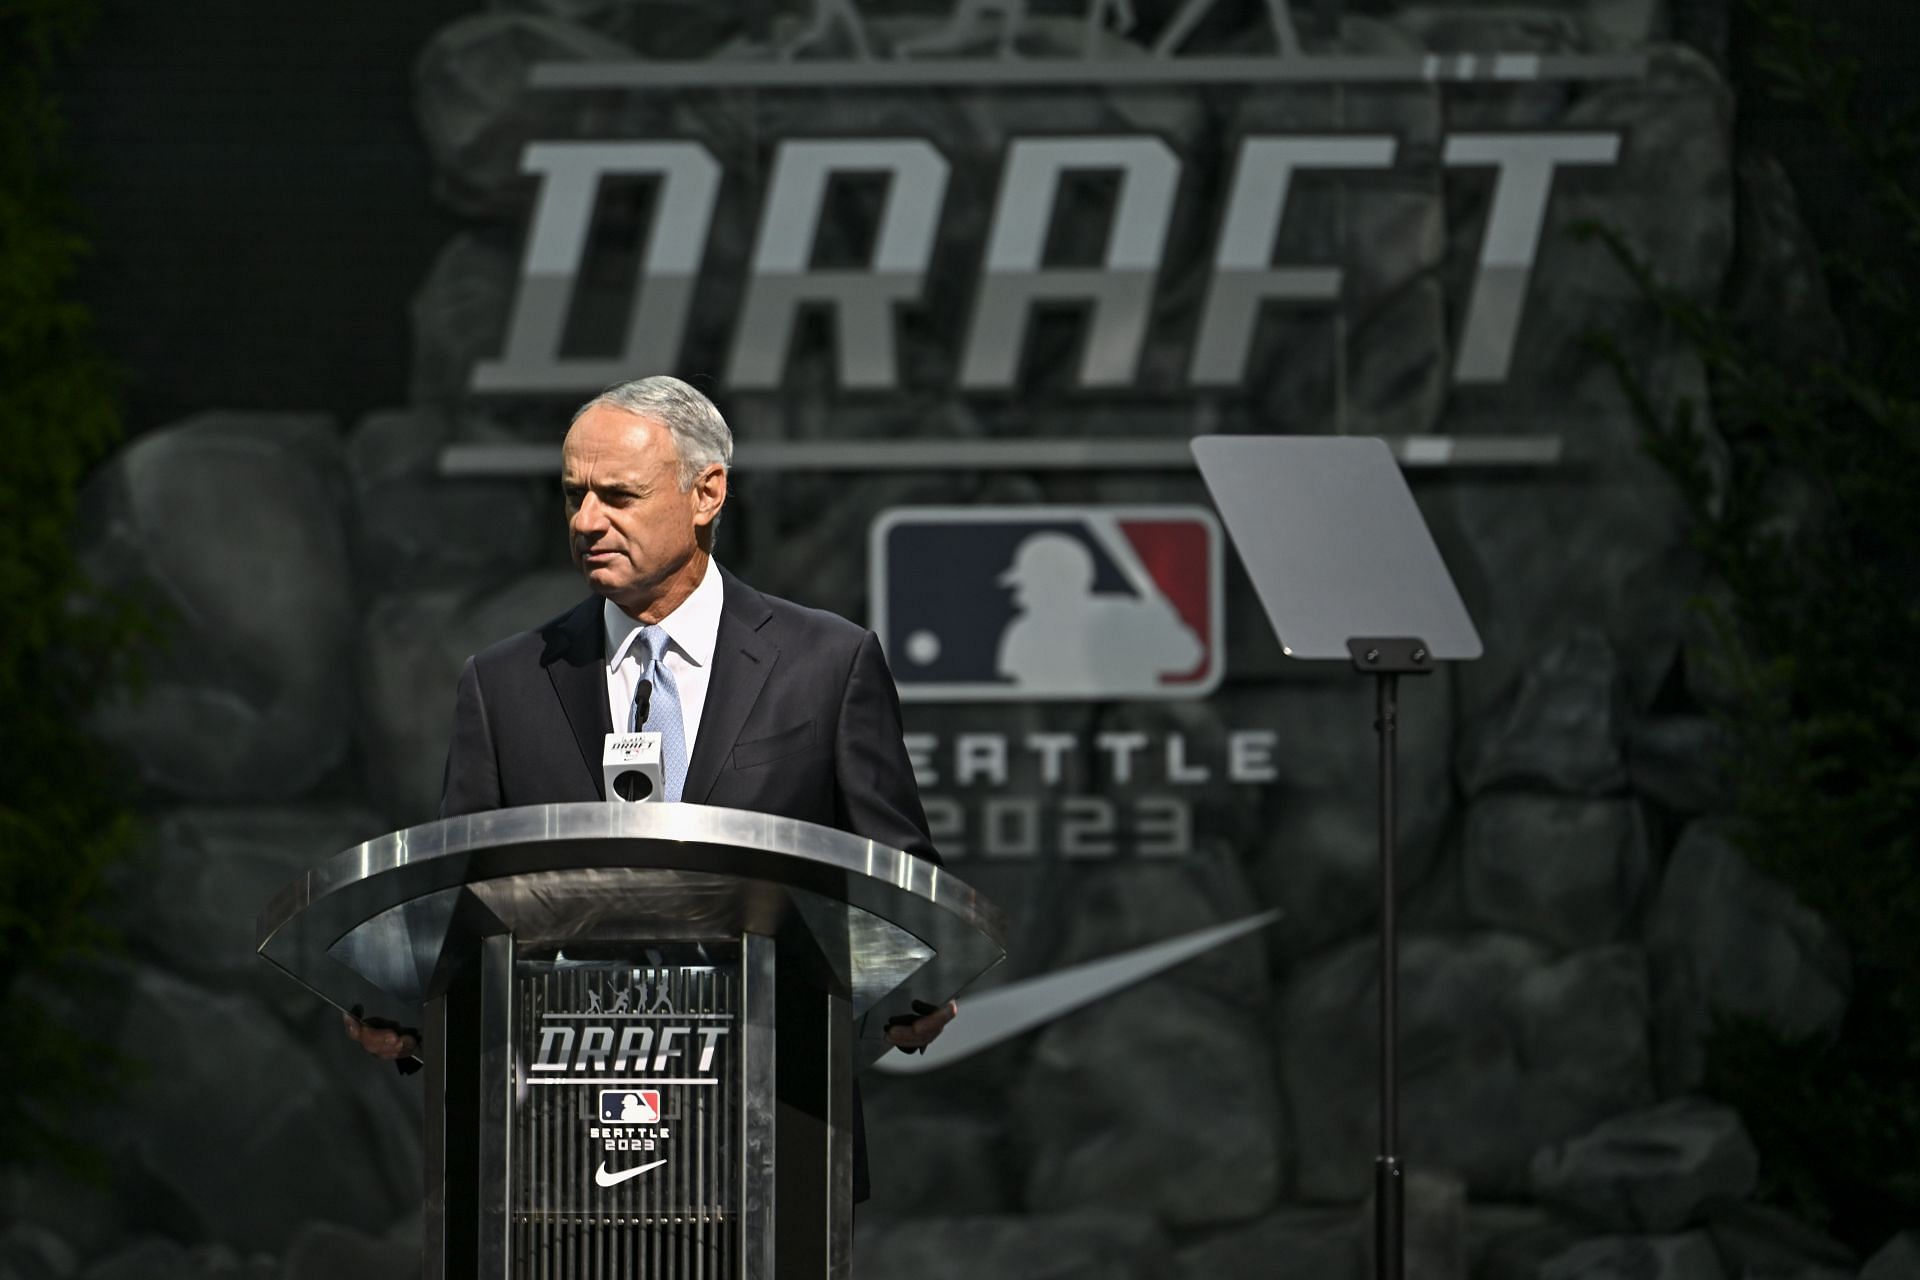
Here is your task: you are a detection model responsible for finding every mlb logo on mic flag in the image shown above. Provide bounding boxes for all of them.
[870,507,1224,701]
[599,1089,662,1124]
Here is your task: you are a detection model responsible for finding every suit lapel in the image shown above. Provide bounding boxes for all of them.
[682,569,778,804]
[542,598,612,801]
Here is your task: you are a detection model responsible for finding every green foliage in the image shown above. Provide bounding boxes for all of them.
[1585,0,1920,1250]
[0,0,146,1169]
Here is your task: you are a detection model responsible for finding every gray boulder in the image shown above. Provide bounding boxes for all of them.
[859,1103,1012,1220]
[1229,77,1442,303]
[1410,4,1580,133]
[1176,1207,1358,1280]
[1586,0,1670,48]
[282,1222,411,1280]
[1342,278,1450,440]
[1015,982,1282,1225]
[357,569,586,825]
[1457,630,1630,798]
[1530,1098,1757,1232]
[1463,793,1652,949]
[1469,1205,1587,1280]
[414,15,634,215]
[1281,933,1654,1198]
[1678,582,1743,714]
[1011,843,1280,1224]
[1360,1169,1468,1280]
[1028,832,1272,1002]
[0,1224,74,1280]
[1707,1203,1857,1280]
[407,234,517,410]
[1628,716,1727,815]
[1644,822,1849,1046]
[484,0,638,44]
[1434,47,1734,728]
[1216,73,1447,438]
[1388,0,1669,58]
[345,408,546,592]
[1556,40,1735,370]
[1647,949,1710,1095]
[80,413,356,802]
[107,968,420,1253]
[1723,151,1841,376]
[877,694,1093,1063]
[853,1211,1177,1280]
[1237,668,1455,958]
[381,1204,427,1265]
[483,0,730,57]
[82,1238,273,1280]
[81,1239,208,1280]
[1540,1232,1726,1280]
[0,1168,124,1274]
[1669,0,1727,66]
[1864,1232,1920,1280]
[112,805,387,995]
[1229,271,1449,442]
[1387,4,1591,55]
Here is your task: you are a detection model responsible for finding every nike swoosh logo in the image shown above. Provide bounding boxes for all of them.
[871,910,1279,1075]
[595,1158,668,1187]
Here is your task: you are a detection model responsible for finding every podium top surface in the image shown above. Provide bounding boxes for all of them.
[256,803,1009,1067]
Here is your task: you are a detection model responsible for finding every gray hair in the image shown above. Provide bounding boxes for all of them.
[573,375,733,489]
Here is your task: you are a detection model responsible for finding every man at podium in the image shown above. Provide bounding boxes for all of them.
[347,374,956,1200]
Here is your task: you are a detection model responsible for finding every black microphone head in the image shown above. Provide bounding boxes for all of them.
[613,770,655,802]
[633,678,652,729]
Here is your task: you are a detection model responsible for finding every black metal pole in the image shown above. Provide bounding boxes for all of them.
[1375,671,1403,1280]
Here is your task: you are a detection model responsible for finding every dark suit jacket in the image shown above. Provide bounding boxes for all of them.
[438,567,939,1201]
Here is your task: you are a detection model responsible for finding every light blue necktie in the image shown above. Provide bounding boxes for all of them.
[632,625,687,803]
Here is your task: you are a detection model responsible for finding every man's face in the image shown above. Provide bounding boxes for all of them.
[560,405,725,616]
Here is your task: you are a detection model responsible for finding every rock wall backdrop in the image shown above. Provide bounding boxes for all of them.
[4,1,1917,1279]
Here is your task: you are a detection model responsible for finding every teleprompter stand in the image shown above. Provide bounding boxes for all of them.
[256,804,1007,1280]
[1193,437,1482,1280]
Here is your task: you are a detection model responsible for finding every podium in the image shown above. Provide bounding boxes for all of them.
[256,803,1008,1280]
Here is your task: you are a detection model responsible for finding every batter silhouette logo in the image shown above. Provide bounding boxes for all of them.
[599,1089,662,1124]
[871,506,1223,701]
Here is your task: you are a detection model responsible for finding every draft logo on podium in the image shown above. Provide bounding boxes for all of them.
[872,506,1224,701]
[600,1089,662,1125]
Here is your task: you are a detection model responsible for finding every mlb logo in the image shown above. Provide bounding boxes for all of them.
[599,1089,661,1125]
[870,507,1224,701]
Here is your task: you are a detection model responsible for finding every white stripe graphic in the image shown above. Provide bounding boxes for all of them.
[874,910,1280,1074]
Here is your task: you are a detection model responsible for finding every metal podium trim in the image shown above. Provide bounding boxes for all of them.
[257,803,1009,1070]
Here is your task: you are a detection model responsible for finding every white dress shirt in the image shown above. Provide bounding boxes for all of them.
[603,558,724,750]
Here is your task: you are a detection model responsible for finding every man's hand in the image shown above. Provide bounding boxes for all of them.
[342,1009,420,1062]
[885,1000,957,1053]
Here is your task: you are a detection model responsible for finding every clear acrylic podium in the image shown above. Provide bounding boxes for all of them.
[256,804,1008,1280]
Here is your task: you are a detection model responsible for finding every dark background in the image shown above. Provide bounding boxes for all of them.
[10,1,1914,1277]
[67,2,469,429]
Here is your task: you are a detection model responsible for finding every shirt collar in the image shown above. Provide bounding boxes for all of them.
[603,558,723,671]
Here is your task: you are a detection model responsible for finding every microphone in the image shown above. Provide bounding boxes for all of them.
[604,680,663,802]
